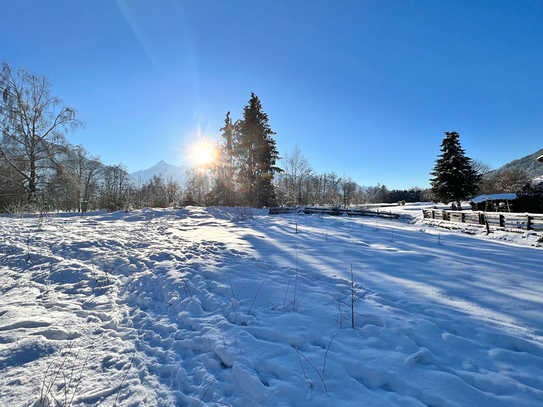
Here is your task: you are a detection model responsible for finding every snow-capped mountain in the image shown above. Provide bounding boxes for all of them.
[130,160,189,186]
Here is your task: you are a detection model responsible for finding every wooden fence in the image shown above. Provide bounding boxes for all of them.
[269,206,401,220]
[422,209,543,232]
[269,207,298,214]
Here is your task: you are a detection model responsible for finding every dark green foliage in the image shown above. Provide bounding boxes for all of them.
[388,188,420,203]
[210,94,282,208]
[235,93,281,207]
[430,132,481,207]
[210,112,236,206]
[516,182,543,213]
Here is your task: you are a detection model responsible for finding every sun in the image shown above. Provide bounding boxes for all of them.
[194,145,214,165]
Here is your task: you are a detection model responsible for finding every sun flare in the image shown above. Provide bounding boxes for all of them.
[194,145,213,165]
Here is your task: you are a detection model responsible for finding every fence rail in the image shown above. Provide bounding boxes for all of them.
[269,206,401,219]
[268,207,298,214]
[422,209,543,232]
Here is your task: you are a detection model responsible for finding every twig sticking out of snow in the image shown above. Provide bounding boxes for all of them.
[113,345,138,407]
[293,247,299,311]
[181,276,193,298]
[227,274,245,300]
[322,333,336,373]
[40,336,97,407]
[296,348,307,378]
[198,377,216,405]
[153,292,172,306]
[40,339,77,406]
[283,276,291,308]
[294,347,328,394]
[329,265,368,329]
[331,301,345,329]
[247,267,274,315]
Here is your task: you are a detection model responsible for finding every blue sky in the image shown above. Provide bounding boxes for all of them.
[2,0,542,189]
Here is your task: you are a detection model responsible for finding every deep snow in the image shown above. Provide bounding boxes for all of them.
[0,205,542,406]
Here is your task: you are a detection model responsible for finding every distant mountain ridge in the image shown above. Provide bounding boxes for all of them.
[490,148,543,180]
[130,160,189,186]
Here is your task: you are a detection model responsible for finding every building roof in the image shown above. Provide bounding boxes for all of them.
[472,193,517,203]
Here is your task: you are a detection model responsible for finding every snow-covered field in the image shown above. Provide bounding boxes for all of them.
[1,205,542,406]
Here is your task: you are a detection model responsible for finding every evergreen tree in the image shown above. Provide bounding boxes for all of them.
[516,182,543,213]
[430,132,480,209]
[234,93,282,207]
[211,112,236,205]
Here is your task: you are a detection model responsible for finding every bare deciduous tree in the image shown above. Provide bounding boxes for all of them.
[0,62,83,204]
[340,175,357,206]
[279,144,313,205]
[63,145,102,211]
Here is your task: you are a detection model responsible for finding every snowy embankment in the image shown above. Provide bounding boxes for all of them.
[1,206,542,406]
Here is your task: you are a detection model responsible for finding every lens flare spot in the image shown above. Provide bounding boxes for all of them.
[194,145,213,164]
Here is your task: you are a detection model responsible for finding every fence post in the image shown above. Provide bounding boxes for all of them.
[499,214,504,228]
[432,210,435,219]
[527,215,532,231]
[461,213,465,223]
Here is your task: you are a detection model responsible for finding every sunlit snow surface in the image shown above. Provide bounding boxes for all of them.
[1,205,542,406]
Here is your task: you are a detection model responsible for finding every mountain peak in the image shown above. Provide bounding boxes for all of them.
[130,161,189,185]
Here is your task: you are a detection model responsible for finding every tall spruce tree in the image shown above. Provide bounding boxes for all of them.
[234,93,282,207]
[430,132,480,209]
[211,112,236,205]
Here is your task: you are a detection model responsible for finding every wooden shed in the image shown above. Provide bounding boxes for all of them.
[471,193,517,212]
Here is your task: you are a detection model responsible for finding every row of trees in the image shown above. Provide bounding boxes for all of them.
[14,61,540,214]
[429,131,542,212]
[183,140,436,208]
[0,62,286,212]
[0,62,188,213]
[0,62,126,212]
[272,144,433,206]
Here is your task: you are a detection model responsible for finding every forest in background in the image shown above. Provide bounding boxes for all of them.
[1,62,541,214]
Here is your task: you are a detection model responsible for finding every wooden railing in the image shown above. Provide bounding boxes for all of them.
[422,209,543,232]
[269,207,298,214]
[269,206,401,219]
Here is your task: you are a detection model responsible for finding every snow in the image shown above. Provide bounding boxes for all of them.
[1,205,543,406]
[472,194,517,203]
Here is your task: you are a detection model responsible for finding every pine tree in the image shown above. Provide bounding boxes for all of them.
[234,93,282,207]
[430,132,480,209]
[211,112,236,205]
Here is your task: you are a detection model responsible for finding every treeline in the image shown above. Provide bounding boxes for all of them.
[187,142,433,207]
[272,145,432,206]
[0,63,283,212]
[0,62,187,213]
[0,61,437,213]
